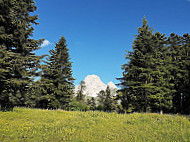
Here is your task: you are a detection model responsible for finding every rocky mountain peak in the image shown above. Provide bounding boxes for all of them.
[107,81,117,89]
[75,74,117,97]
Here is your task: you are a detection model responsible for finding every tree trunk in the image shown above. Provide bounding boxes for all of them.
[160,109,163,115]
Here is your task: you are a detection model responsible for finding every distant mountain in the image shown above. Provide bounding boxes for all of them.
[75,75,118,97]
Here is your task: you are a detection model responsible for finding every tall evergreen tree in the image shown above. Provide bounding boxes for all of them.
[97,86,115,112]
[0,0,43,111]
[76,81,86,101]
[87,97,96,111]
[97,90,106,110]
[168,33,190,114]
[148,32,174,114]
[104,86,115,112]
[39,36,75,109]
[180,33,190,114]
[118,17,174,113]
[118,17,155,112]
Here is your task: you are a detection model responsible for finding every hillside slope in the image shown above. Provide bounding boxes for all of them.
[0,108,190,142]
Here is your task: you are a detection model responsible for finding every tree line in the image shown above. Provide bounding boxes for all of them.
[118,17,190,114]
[0,0,190,114]
[0,0,74,111]
[0,0,117,112]
[72,81,118,112]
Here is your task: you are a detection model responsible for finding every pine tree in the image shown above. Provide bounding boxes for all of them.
[97,86,115,112]
[104,86,115,112]
[180,33,190,114]
[0,0,43,111]
[168,33,190,114]
[87,97,96,111]
[39,36,75,109]
[118,17,156,112]
[97,90,106,111]
[148,32,174,114]
[76,81,86,101]
[118,17,174,113]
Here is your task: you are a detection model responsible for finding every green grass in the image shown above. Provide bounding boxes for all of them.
[0,108,190,142]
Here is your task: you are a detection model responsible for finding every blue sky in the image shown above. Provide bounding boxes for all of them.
[33,0,190,85]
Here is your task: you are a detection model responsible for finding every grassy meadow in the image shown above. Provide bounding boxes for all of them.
[0,108,190,142]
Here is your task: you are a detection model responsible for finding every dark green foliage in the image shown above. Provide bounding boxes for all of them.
[87,97,96,111]
[104,86,115,112]
[97,86,116,112]
[25,80,43,108]
[97,90,106,110]
[168,33,190,114]
[76,81,86,101]
[70,98,89,111]
[118,17,175,114]
[118,18,152,112]
[181,34,190,114]
[70,81,89,111]
[38,36,75,109]
[147,32,174,114]
[118,18,190,114]
[0,0,43,111]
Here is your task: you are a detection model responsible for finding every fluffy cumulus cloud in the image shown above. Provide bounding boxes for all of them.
[41,40,50,47]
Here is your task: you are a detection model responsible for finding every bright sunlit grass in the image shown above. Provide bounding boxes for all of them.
[0,108,190,142]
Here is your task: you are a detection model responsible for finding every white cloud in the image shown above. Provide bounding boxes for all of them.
[41,40,50,47]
